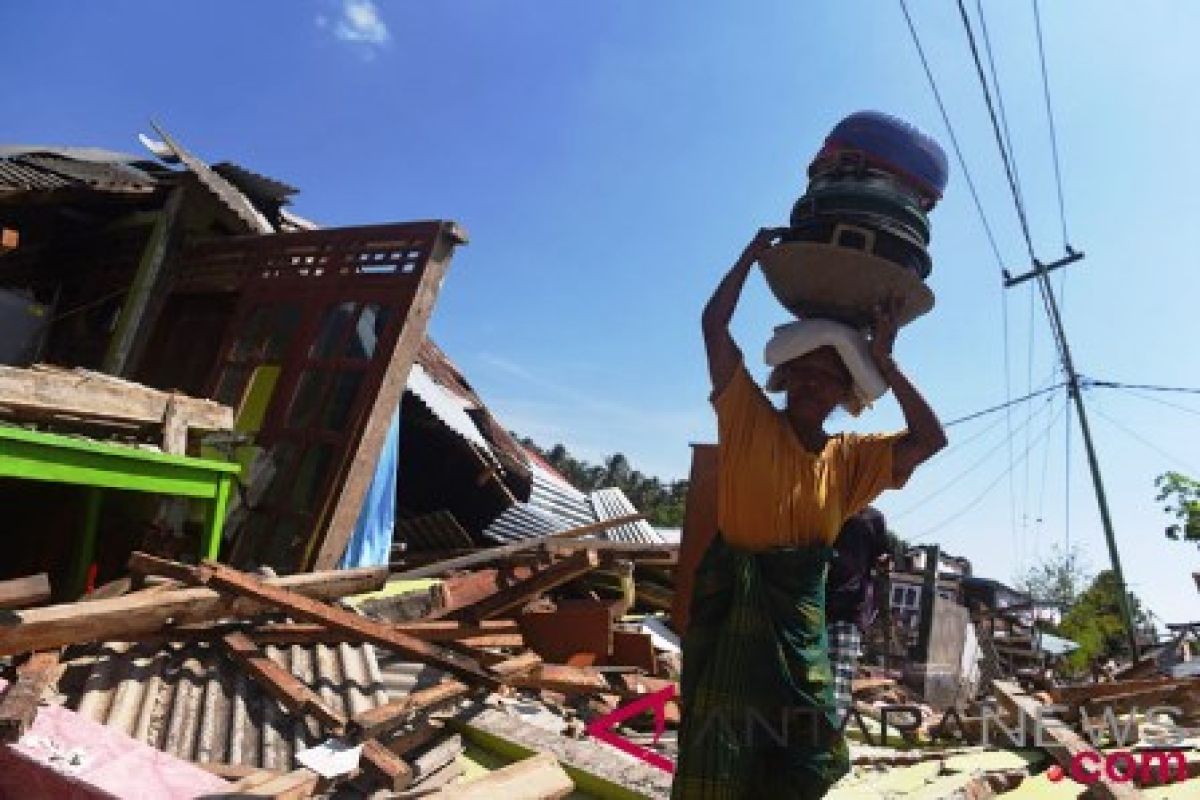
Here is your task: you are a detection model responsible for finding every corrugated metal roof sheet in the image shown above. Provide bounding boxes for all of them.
[212,162,298,203]
[527,458,595,530]
[589,488,662,543]
[395,510,475,552]
[406,363,497,461]
[0,153,159,194]
[145,124,272,234]
[481,502,574,543]
[63,639,394,770]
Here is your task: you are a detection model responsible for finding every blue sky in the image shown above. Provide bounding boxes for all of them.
[5,1,1199,621]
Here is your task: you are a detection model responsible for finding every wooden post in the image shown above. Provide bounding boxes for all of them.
[102,187,185,377]
[914,544,940,662]
[311,222,467,569]
[673,444,718,633]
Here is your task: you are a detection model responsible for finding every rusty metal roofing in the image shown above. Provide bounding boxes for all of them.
[60,639,414,771]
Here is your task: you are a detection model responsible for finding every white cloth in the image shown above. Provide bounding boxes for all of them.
[763,318,888,405]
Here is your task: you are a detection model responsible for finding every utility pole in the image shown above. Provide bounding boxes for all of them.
[1005,248,1140,660]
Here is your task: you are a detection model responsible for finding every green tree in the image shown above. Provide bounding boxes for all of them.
[1057,569,1147,673]
[1016,544,1092,610]
[1154,471,1200,547]
[516,437,688,527]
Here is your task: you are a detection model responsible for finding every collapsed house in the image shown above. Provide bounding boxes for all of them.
[0,134,1198,799]
[0,134,659,597]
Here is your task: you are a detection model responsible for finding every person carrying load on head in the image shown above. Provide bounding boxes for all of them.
[671,227,946,800]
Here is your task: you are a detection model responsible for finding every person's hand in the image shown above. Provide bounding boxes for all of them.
[741,226,789,265]
[869,294,903,371]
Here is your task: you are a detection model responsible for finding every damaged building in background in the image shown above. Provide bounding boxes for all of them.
[0,130,659,598]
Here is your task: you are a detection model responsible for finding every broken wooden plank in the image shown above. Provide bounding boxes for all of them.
[0,566,386,656]
[250,620,523,645]
[0,573,50,611]
[507,664,613,696]
[220,631,348,733]
[193,761,283,781]
[391,515,645,580]
[0,364,233,432]
[228,766,322,798]
[0,650,60,742]
[485,652,543,678]
[450,550,600,623]
[193,561,501,690]
[410,733,464,785]
[991,680,1144,800]
[429,751,574,800]
[362,738,417,791]
[350,680,471,740]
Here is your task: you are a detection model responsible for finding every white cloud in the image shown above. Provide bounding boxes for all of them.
[319,0,390,53]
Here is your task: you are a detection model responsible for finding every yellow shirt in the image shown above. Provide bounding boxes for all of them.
[713,363,902,550]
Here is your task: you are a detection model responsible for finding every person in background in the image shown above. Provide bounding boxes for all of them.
[672,228,946,800]
[826,506,892,721]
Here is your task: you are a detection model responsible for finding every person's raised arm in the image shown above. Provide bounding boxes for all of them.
[868,297,947,485]
[702,228,787,394]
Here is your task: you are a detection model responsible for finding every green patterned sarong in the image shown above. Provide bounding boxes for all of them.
[672,535,849,800]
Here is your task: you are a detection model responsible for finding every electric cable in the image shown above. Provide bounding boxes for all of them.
[913,396,1066,540]
[897,0,1006,271]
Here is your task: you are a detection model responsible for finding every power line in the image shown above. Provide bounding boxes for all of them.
[1115,387,1200,419]
[914,397,1066,541]
[955,0,1036,262]
[1032,0,1071,247]
[943,380,1066,427]
[897,0,1006,272]
[1087,379,1200,395]
[975,0,1027,215]
[1091,405,1200,476]
[895,393,1057,519]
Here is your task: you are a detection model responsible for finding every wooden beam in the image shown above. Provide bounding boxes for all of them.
[349,679,471,740]
[361,739,416,791]
[448,550,600,623]
[228,767,322,798]
[390,515,645,581]
[0,364,233,432]
[311,222,467,570]
[427,752,574,800]
[195,561,501,690]
[0,574,51,611]
[485,652,543,678]
[102,185,185,377]
[0,566,386,656]
[506,664,612,696]
[991,680,1144,800]
[0,650,60,742]
[247,620,522,645]
[220,631,348,733]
